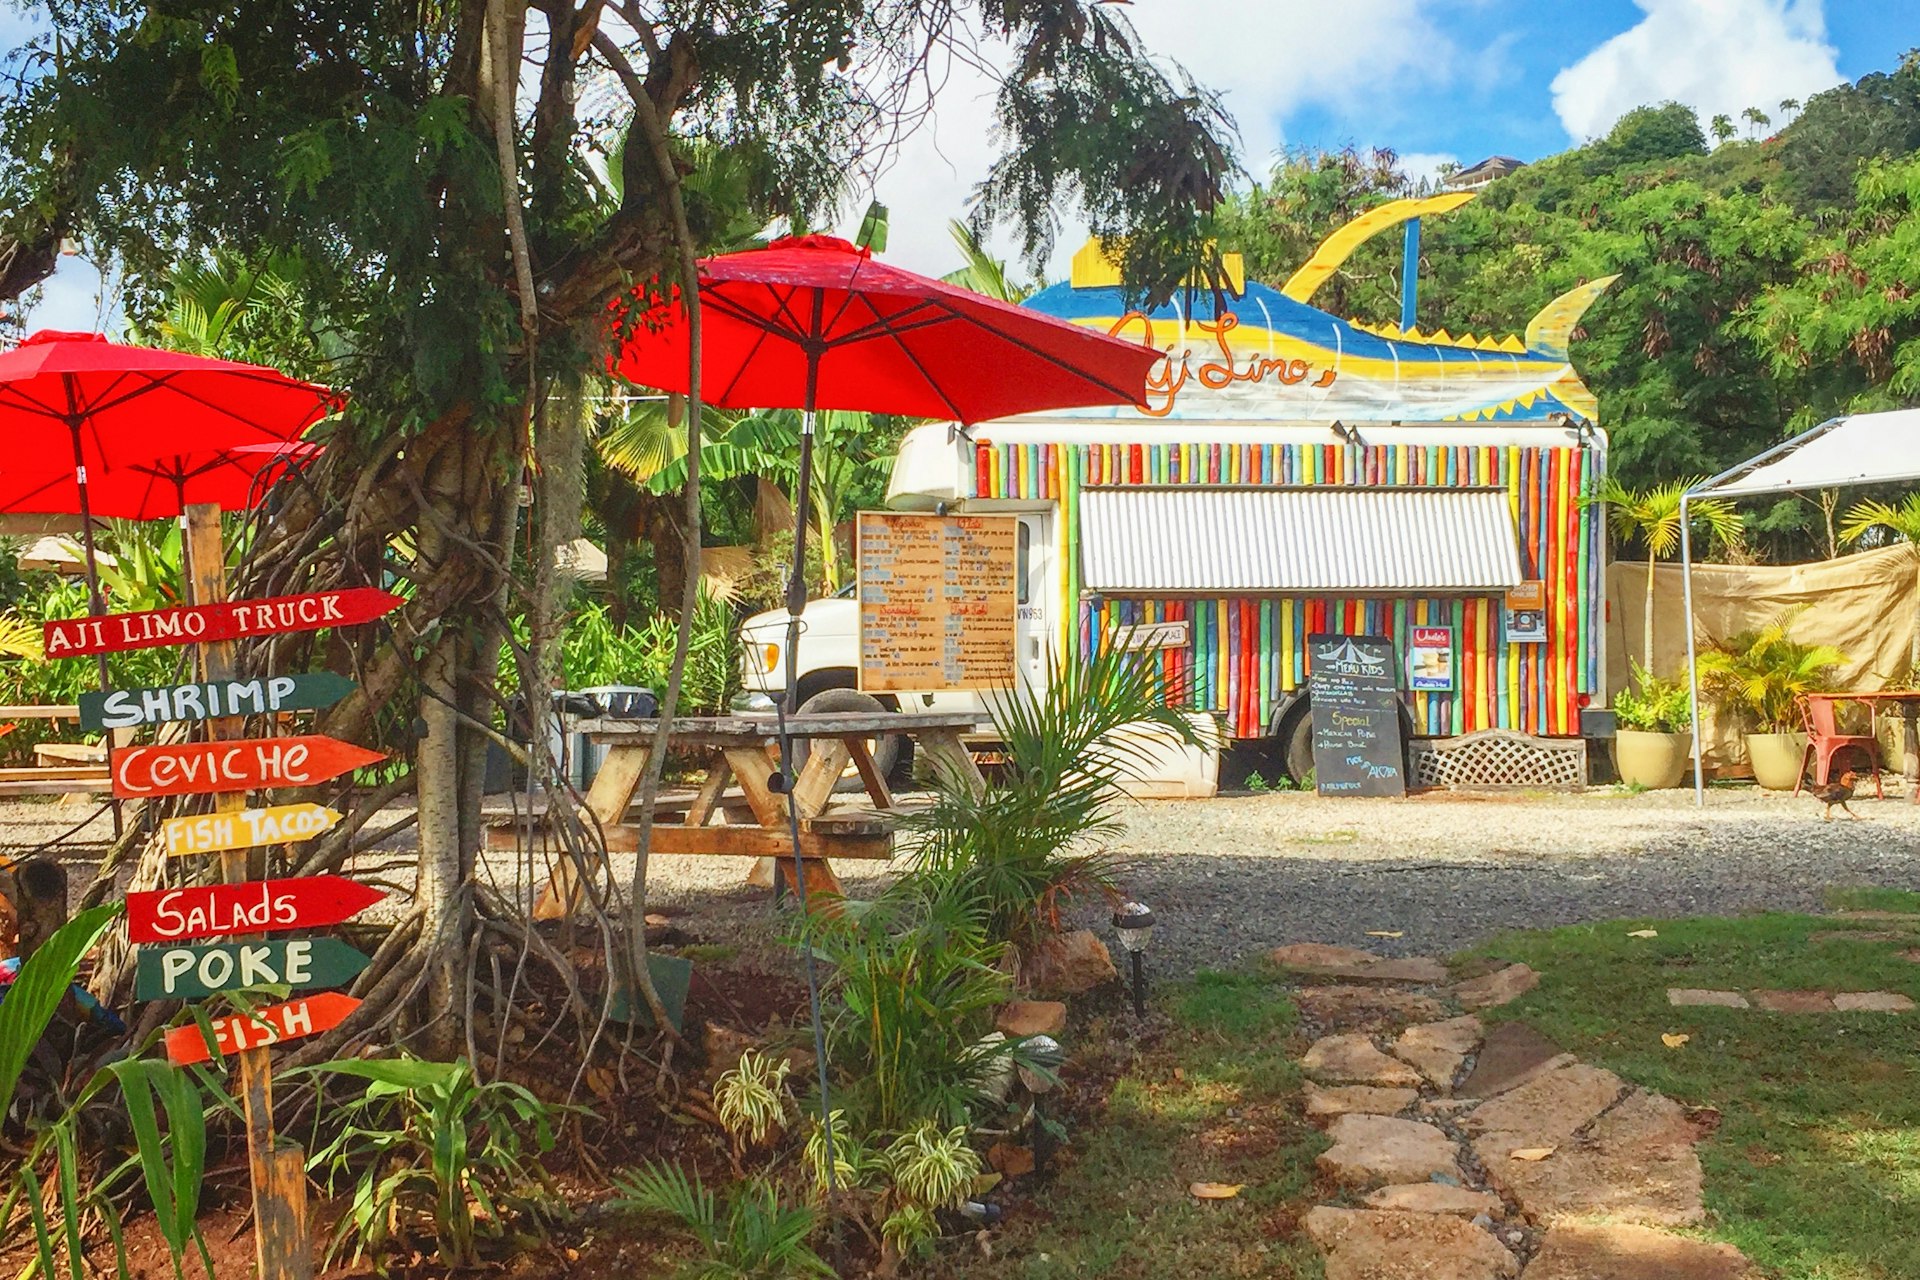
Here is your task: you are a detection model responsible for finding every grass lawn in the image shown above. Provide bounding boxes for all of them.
[1467,898,1920,1280]
[935,970,1325,1279]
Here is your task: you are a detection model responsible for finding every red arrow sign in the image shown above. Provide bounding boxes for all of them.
[128,876,387,944]
[43,586,402,658]
[165,993,361,1066]
[111,735,385,798]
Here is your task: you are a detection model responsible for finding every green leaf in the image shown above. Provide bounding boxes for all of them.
[0,903,119,1124]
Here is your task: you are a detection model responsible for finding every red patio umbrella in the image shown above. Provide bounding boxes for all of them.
[614,234,1157,620]
[0,441,320,522]
[0,330,336,619]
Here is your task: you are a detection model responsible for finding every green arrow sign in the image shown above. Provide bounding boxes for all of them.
[80,672,356,731]
[134,937,371,1001]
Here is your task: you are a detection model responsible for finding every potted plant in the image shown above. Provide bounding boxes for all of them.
[1611,664,1693,788]
[1698,609,1846,790]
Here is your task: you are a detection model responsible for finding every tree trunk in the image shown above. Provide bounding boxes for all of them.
[1644,553,1656,677]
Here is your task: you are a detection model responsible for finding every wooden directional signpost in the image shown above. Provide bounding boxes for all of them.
[164,992,363,1067]
[55,503,407,1280]
[111,734,384,798]
[42,585,401,657]
[160,803,344,857]
[137,938,373,1001]
[80,671,356,731]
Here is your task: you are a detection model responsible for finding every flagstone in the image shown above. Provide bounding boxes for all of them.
[1457,1021,1573,1099]
[1523,1222,1753,1279]
[1461,1063,1626,1146]
[1304,1081,1420,1122]
[1392,1015,1482,1089]
[1453,963,1538,1010]
[1303,1033,1425,1087]
[1317,1114,1462,1187]
[1833,991,1915,1012]
[1666,988,1749,1008]
[1361,1182,1504,1218]
[1304,1207,1518,1280]
[1270,942,1449,984]
[1475,1090,1704,1227]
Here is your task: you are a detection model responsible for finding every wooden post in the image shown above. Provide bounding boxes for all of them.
[183,502,313,1280]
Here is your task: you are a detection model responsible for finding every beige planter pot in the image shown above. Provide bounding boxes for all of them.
[1745,731,1809,791]
[1612,730,1692,789]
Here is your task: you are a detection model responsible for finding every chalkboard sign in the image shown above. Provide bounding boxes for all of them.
[1307,633,1406,798]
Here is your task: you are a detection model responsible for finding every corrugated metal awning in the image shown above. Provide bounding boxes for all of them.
[1079,487,1524,593]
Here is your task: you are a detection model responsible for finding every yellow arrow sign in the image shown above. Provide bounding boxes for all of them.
[161,803,343,857]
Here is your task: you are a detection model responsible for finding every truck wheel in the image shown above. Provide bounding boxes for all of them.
[793,688,904,794]
[1282,710,1315,784]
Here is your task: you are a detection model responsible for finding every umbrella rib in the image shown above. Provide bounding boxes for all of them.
[848,293,969,423]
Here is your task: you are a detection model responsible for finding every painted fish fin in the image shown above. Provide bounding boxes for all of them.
[1524,275,1620,360]
[1279,192,1476,303]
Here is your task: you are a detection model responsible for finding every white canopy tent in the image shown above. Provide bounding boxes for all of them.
[1682,408,1920,803]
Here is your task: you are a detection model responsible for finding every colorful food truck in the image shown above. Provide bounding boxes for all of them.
[741,194,1616,780]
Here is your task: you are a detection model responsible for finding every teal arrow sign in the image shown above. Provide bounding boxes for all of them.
[134,937,371,1001]
[81,672,356,732]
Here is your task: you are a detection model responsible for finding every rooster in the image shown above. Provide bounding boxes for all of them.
[1809,770,1863,821]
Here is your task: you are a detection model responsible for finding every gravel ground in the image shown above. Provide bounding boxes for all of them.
[14,783,1920,981]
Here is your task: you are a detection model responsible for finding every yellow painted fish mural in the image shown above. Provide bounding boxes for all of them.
[1026,193,1616,424]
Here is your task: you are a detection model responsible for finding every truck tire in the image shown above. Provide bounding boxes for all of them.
[792,687,905,793]
[1282,710,1315,784]
[1279,700,1419,787]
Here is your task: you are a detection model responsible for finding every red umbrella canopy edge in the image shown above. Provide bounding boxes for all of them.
[0,330,339,514]
[611,235,1160,423]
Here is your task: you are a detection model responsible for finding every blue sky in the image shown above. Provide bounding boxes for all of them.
[7,0,1914,327]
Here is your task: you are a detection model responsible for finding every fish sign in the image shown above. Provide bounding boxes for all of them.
[43,586,402,658]
[161,804,343,857]
[80,672,356,731]
[136,937,372,1001]
[128,876,386,944]
[164,993,360,1066]
[111,735,385,798]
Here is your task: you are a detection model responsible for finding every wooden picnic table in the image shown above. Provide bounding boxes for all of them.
[509,710,990,918]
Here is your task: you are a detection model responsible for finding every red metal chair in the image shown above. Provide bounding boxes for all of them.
[1794,695,1883,797]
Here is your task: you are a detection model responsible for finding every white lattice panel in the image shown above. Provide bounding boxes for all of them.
[1410,730,1587,791]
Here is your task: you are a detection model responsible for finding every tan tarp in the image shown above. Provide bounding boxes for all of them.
[1606,545,1920,772]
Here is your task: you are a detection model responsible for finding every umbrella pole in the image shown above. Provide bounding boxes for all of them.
[67,420,121,839]
[777,354,842,1263]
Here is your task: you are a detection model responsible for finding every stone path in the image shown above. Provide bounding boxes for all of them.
[1668,986,1915,1012]
[1272,943,1757,1280]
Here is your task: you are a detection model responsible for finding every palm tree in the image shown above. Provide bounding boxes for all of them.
[1595,477,1743,673]
[1841,494,1920,669]
[941,220,1038,303]
[1741,106,1771,140]
[1778,97,1801,124]
[1710,114,1736,145]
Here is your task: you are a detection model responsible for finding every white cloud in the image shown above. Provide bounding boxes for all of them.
[842,1,1460,281]
[1550,0,1841,143]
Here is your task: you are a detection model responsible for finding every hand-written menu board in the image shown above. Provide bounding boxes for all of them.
[1307,633,1407,798]
[858,512,1017,693]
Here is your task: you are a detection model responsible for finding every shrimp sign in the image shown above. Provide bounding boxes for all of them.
[42,586,401,658]
[110,735,385,798]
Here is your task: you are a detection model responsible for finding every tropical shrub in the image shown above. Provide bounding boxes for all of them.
[801,892,1016,1133]
[1698,608,1846,731]
[0,907,217,1280]
[612,1162,832,1280]
[1613,663,1694,732]
[303,1056,570,1270]
[715,1050,793,1153]
[907,640,1199,951]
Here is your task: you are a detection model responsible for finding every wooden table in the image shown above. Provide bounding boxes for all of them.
[510,710,989,918]
[1808,691,1920,803]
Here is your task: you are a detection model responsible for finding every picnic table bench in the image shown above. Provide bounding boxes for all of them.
[0,705,114,799]
[489,710,990,917]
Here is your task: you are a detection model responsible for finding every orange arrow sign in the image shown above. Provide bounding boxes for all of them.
[111,736,385,799]
[165,992,361,1066]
